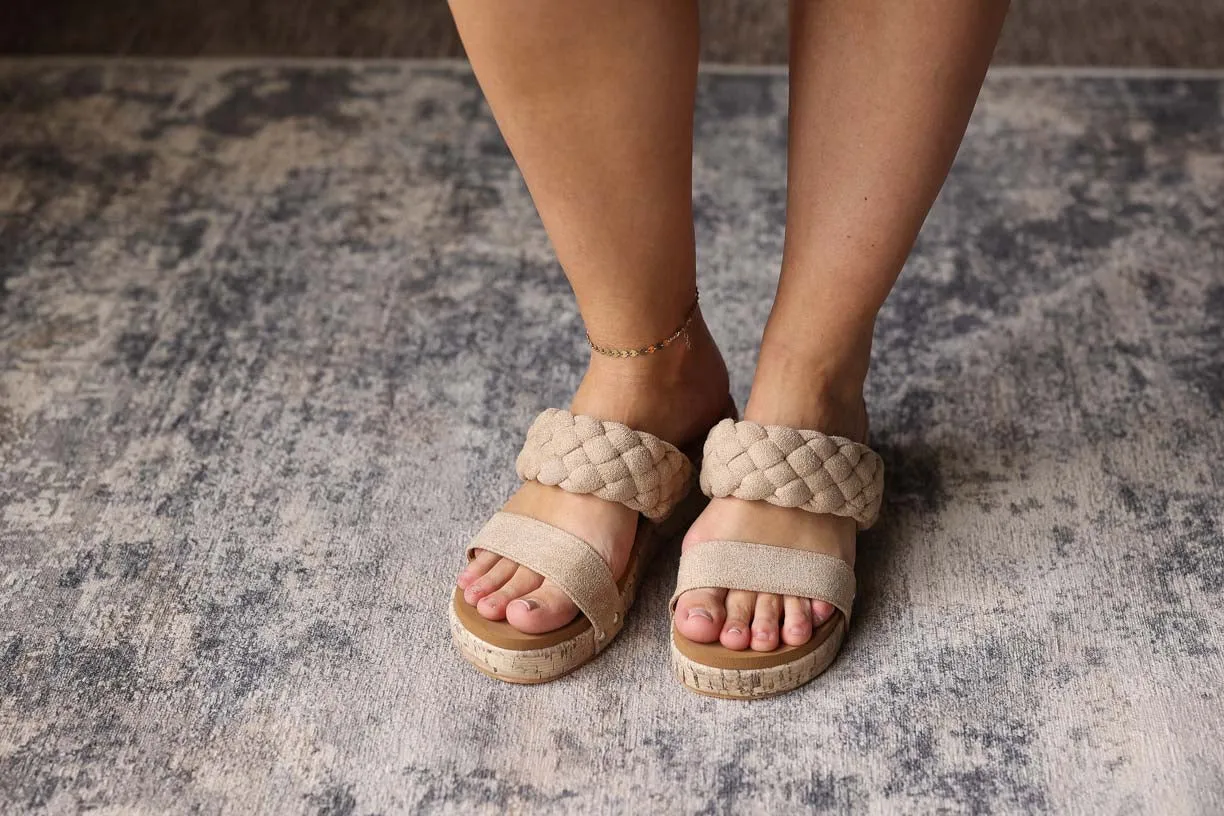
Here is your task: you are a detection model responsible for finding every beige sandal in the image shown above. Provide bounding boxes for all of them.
[669,418,885,699]
[449,407,711,684]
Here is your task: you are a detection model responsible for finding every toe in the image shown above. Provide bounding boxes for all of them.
[781,595,812,646]
[720,590,755,650]
[673,588,727,643]
[750,593,781,652]
[476,565,544,620]
[457,549,500,590]
[463,556,517,605]
[504,578,580,634]
[811,599,837,626]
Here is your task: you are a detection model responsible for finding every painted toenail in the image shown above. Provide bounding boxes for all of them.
[687,608,712,622]
[511,598,539,612]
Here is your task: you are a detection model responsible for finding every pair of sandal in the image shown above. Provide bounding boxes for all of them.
[448,400,883,700]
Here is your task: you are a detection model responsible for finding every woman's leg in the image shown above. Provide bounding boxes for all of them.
[675,0,1009,649]
[450,0,730,633]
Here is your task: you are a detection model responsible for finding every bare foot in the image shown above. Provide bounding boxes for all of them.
[672,370,868,651]
[457,315,730,634]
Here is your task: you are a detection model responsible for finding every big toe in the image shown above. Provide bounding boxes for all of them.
[504,579,580,634]
[673,588,727,643]
[475,565,543,621]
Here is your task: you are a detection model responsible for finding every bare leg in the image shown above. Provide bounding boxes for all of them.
[450,0,730,634]
[675,0,1009,649]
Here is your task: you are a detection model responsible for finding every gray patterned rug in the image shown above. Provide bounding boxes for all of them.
[1,61,1222,814]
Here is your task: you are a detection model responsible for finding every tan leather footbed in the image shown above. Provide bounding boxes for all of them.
[451,520,647,652]
[671,614,844,670]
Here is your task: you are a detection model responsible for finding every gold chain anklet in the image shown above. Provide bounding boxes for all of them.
[585,292,700,358]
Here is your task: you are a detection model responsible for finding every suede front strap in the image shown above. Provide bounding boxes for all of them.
[516,408,692,521]
[699,418,884,529]
[469,511,624,647]
[669,540,856,624]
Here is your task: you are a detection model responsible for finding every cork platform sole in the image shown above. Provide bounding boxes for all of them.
[450,485,708,684]
[670,615,846,699]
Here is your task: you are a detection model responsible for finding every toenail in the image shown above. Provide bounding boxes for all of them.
[753,630,769,639]
[727,626,743,635]
[687,608,712,622]
[511,598,539,612]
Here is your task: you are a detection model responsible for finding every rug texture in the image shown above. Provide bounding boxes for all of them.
[0,61,1222,814]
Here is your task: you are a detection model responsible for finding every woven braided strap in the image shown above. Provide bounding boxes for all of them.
[699,418,884,529]
[515,408,693,521]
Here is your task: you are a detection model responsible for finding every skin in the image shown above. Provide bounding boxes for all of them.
[450,0,1009,649]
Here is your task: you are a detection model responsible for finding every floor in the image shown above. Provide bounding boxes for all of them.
[2,0,1223,67]
[1,61,1222,814]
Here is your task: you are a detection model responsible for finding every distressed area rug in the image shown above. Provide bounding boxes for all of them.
[1,61,1222,814]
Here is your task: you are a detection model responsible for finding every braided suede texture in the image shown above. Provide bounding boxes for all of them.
[699,418,884,529]
[515,409,692,521]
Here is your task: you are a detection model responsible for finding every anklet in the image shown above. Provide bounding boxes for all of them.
[586,292,700,358]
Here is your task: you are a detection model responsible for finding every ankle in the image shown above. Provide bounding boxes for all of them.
[745,336,870,441]
[582,311,727,392]
[572,313,730,442]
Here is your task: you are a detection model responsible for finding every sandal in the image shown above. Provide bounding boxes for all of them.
[449,406,724,684]
[669,418,884,699]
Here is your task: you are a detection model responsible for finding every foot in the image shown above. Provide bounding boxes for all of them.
[672,365,868,652]
[457,316,730,634]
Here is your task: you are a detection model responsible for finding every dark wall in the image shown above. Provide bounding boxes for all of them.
[2,0,1222,67]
